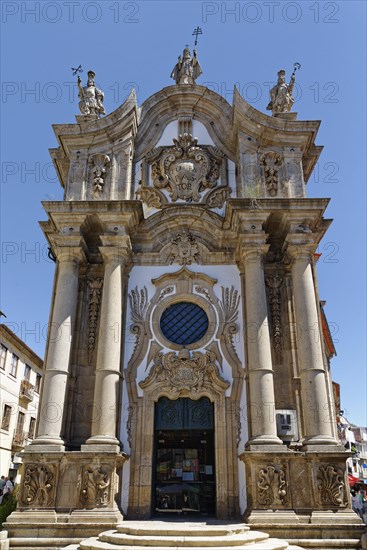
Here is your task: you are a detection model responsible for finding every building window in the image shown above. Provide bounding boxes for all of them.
[28,417,36,439]
[160,302,209,345]
[24,364,31,381]
[35,373,41,393]
[16,411,25,434]
[10,354,19,377]
[0,344,7,370]
[1,404,12,431]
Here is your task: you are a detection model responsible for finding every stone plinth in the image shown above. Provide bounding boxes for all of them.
[240,449,364,545]
[4,450,128,548]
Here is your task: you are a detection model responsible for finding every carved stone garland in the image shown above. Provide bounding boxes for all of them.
[260,152,283,197]
[265,275,283,352]
[89,153,110,196]
[22,464,55,507]
[80,464,112,508]
[139,349,230,398]
[257,465,287,506]
[87,278,103,354]
[317,465,346,506]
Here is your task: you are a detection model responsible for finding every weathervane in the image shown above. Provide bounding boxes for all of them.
[192,26,203,47]
[71,64,83,77]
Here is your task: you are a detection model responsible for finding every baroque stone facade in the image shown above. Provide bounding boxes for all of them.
[6,64,364,549]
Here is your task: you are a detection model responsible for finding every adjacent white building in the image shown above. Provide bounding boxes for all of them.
[0,324,43,481]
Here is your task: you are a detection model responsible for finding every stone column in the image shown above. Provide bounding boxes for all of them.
[239,242,282,447]
[85,238,131,450]
[288,243,336,446]
[33,247,83,450]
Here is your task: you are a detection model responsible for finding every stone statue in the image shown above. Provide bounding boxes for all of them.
[77,70,105,116]
[266,69,295,115]
[171,47,202,85]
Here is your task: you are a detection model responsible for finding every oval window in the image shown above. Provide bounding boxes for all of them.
[160,302,209,346]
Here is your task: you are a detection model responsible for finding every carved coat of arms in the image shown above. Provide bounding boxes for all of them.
[139,349,230,398]
[149,134,221,202]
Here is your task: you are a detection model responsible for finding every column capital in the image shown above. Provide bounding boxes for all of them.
[286,241,317,264]
[55,246,86,264]
[51,235,87,264]
[237,236,269,270]
[99,235,132,266]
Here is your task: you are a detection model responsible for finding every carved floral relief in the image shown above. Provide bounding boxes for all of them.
[265,275,283,352]
[87,278,103,354]
[316,465,347,507]
[257,465,288,507]
[21,464,56,507]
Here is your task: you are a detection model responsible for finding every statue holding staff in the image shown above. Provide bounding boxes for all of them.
[171,46,202,85]
[77,70,105,116]
[266,64,300,115]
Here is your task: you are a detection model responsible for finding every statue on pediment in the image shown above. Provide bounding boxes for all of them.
[77,70,105,116]
[266,69,295,115]
[171,47,202,85]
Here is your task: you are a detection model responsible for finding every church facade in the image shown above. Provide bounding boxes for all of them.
[5,52,364,548]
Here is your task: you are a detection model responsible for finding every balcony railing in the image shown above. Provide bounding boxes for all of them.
[19,379,34,402]
[12,430,28,448]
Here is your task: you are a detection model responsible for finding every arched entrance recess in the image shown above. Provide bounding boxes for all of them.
[127,348,235,519]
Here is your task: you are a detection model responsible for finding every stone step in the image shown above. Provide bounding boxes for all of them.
[287,541,361,549]
[79,539,291,550]
[115,522,251,537]
[99,530,271,547]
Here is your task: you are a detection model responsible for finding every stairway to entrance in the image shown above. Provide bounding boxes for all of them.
[68,520,304,550]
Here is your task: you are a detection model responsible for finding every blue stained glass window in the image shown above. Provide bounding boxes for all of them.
[160,302,209,345]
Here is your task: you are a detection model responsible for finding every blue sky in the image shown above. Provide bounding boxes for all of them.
[1,1,366,425]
